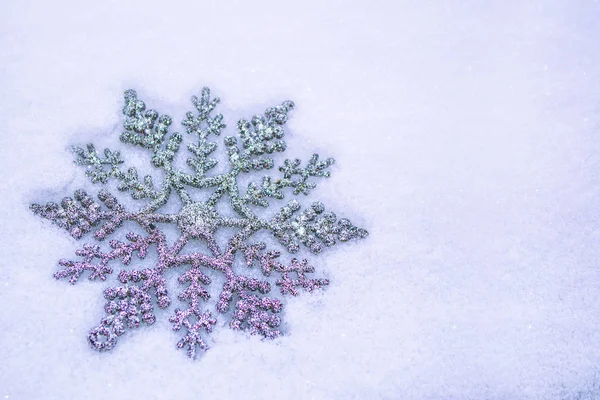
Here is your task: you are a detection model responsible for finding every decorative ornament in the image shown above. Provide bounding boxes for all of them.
[31,87,368,359]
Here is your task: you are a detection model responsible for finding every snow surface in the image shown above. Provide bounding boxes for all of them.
[2,0,600,399]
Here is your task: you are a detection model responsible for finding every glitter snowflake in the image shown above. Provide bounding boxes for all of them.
[31,87,368,359]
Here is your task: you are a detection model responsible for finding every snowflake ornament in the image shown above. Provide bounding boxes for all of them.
[31,87,368,359]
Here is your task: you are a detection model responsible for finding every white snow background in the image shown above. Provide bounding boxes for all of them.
[2,0,600,399]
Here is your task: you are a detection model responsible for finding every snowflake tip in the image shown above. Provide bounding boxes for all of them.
[88,325,118,352]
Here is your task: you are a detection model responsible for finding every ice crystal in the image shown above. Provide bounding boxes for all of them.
[31,87,368,359]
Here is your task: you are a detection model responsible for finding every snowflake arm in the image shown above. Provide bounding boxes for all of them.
[268,200,368,253]
[182,87,225,178]
[242,154,335,207]
[30,189,131,240]
[119,90,174,155]
[117,90,199,209]
[225,101,294,173]
[30,189,102,239]
[72,144,160,200]
[239,244,329,295]
[169,265,217,359]
[88,268,170,352]
[53,230,165,284]
[229,291,283,340]
[31,189,177,240]
[275,258,329,296]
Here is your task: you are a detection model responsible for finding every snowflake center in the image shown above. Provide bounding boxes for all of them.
[176,202,219,238]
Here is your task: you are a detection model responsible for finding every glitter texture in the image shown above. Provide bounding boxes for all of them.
[31,87,368,359]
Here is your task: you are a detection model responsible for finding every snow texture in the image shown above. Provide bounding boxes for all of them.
[2,0,600,399]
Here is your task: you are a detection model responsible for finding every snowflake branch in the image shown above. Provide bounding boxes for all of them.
[72,144,160,200]
[182,87,224,181]
[242,154,335,207]
[170,264,216,359]
[53,230,165,284]
[223,100,294,175]
[229,291,283,340]
[30,189,134,240]
[119,90,173,156]
[138,184,172,214]
[268,200,369,253]
[88,268,170,352]
[275,258,329,296]
[171,252,220,269]
[239,242,283,276]
[31,189,101,239]
[239,244,328,295]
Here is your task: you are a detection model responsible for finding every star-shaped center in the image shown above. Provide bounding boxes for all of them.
[176,202,220,239]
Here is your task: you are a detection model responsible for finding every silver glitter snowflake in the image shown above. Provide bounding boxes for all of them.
[31,87,368,359]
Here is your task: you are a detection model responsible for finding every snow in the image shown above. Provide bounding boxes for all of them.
[2,0,600,399]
